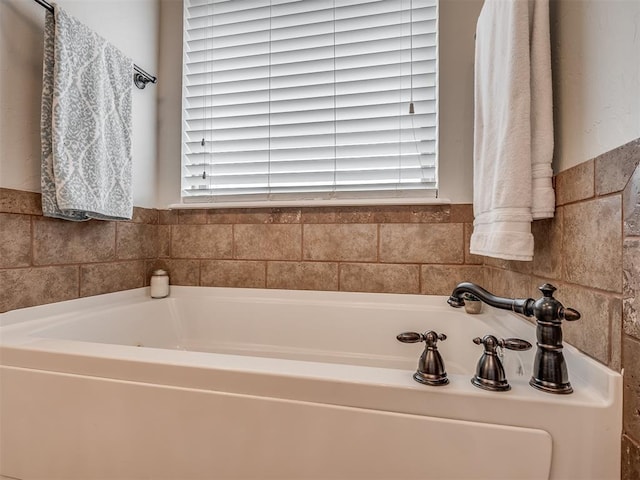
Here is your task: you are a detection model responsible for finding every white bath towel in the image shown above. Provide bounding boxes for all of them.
[41,3,133,221]
[470,0,555,261]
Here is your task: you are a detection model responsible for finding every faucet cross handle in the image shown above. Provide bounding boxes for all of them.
[560,308,581,321]
[535,283,581,323]
[397,330,449,386]
[472,335,532,354]
[397,331,446,345]
[471,335,532,392]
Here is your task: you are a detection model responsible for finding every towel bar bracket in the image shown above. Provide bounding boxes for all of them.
[33,0,158,90]
[134,73,151,89]
[134,69,157,89]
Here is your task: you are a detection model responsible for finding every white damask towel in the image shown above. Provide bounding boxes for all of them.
[41,3,133,221]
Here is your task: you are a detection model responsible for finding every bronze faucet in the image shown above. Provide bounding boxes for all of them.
[448,282,581,394]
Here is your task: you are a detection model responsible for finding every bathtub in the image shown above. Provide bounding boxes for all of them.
[0,286,621,480]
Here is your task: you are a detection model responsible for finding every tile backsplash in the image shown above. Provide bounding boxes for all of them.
[153,203,481,295]
[0,189,158,312]
[0,138,639,476]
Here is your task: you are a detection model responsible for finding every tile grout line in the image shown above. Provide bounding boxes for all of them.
[30,214,35,268]
[300,223,304,262]
[376,224,380,263]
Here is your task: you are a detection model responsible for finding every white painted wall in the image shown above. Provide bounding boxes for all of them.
[551,0,640,172]
[157,0,183,208]
[0,0,159,208]
[438,0,483,203]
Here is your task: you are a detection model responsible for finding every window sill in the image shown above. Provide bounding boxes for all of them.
[168,197,451,210]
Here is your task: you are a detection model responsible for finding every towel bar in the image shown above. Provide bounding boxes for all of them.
[33,0,158,89]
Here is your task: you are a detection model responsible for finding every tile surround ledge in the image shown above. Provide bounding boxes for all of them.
[554,137,640,207]
[624,164,640,237]
[159,203,471,225]
[0,188,42,215]
[0,188,160,222]
[596,138,640,197]
[555,159,595,206]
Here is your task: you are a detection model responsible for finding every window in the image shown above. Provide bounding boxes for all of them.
[182,0,437,205]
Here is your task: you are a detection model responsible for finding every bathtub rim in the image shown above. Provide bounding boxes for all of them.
[0,286,621,408]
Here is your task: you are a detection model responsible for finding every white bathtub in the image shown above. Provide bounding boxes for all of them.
[0,286,621,480]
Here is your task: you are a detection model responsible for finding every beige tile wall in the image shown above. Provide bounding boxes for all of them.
[0,189,159,313]
[0,138,638,475]
[153,204,482,295]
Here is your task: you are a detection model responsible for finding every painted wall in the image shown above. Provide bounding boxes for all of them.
[550,0,640,172]
[437,0,483,204]
[156,0,183,208]
[0,0,159,208]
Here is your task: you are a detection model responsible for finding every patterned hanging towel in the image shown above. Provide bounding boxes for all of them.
[41,3,133,221]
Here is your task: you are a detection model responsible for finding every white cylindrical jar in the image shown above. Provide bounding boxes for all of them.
[150,269,170,298]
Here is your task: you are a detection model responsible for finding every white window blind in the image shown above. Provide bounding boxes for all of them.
[182,0,438,204]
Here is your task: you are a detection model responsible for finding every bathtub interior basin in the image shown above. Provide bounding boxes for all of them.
[0,286,622,480]
[4,286,536,376]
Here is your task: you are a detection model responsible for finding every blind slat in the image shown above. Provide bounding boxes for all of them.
[185,115,438,141]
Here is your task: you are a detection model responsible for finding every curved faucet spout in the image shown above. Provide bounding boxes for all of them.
[447,282,535,317]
